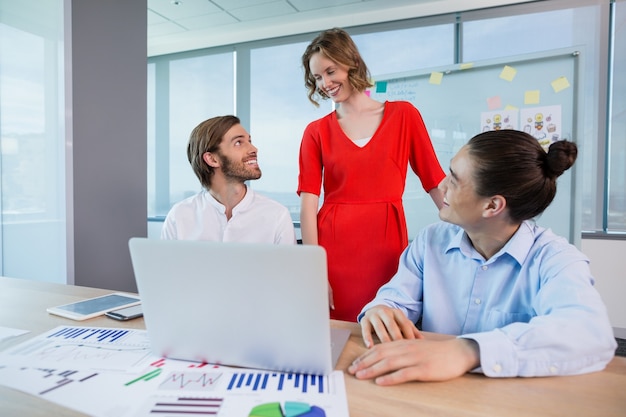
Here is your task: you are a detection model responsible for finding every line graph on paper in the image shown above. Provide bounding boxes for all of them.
[158,371,223,391]
[0,326,153,371]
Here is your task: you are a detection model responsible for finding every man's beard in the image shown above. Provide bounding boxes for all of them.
[218,153,262,182]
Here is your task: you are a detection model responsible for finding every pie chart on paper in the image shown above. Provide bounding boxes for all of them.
[248,401,326,417]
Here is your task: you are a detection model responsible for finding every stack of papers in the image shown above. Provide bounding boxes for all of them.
[0,326,350,416]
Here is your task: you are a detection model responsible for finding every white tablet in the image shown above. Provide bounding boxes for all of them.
[47,293,141,321]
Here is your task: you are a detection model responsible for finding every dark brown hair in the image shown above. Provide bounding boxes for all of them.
[302,28,373,106]
[467,129,577,223]
[187,115,240,189]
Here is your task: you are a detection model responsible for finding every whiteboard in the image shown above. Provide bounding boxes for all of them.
[370,49,579,244]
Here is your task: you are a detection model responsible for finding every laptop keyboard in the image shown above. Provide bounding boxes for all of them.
[616,338,626,357]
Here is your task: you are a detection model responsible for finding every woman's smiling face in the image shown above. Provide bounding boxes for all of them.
[308,52,354,103]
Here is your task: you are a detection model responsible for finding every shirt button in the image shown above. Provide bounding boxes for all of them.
[482,265,488,271]
[549,365,558,374]
[474,298,481,304]
[492,363,502,373]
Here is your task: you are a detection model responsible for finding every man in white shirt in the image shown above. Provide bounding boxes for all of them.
[161,115,296,244]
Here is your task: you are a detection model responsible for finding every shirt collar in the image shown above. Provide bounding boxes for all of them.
[446,220,536,265]
[203,185,255,215]
[232,185,254,214]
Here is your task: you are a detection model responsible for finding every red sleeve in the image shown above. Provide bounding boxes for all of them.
[297,119,324,197]
[404,103,446,192]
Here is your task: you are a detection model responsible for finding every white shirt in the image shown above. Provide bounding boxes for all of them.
[161,188,296,244]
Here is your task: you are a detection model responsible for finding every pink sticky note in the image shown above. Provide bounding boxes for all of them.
[487,96,502,110]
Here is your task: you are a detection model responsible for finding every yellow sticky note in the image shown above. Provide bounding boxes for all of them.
[551,76,571,93]
[429,71,443,85]
[524,90,540,105]
[504,104,518,111]
[460,62,474,70]
[499,65,517,82]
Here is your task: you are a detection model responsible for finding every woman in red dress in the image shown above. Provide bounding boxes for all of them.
[298,28,445,322]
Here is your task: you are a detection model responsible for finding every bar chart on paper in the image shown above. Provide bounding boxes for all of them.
[227,371,331,394]
[1,326,152,370]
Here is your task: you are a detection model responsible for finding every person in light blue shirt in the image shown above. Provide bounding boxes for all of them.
[348,129,616,384]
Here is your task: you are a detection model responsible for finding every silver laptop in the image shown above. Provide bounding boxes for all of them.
[128,238,349,375]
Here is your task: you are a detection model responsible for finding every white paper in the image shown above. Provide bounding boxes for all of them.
[0,326,29,342]
[0,326,350,417]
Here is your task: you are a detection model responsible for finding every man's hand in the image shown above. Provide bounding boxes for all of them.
[360,305,422,348]
[347,338,480,385]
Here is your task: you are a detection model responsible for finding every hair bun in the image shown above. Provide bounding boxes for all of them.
[545,140,578,177]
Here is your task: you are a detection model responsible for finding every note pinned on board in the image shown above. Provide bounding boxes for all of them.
[460,62,474,70]
[375,81,387,93]
[499,65,517,82]
[524,90,541,104]
[504,104,518,111]
[551,76,571,93]
[487,95,502,110]
[429,71,444,85]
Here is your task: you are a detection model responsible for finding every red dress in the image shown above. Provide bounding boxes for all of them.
[297,101,445,321]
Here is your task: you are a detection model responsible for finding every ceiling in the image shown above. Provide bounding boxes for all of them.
[147,0,539,56]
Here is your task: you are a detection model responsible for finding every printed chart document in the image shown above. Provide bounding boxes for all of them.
[0,326,29,343]
[0,326,350,417]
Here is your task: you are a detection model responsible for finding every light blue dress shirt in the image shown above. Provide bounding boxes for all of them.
[359,220,617,377]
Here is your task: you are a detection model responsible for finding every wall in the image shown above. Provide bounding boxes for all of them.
[581,238,626,330]
[67,0,147,292]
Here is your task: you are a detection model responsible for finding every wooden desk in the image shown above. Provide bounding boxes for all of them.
[1,276,625,417]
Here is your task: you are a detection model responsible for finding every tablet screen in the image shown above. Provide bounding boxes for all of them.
[56,294,140,315]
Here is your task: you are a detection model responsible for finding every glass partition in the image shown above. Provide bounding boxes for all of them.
[0,0,66,282]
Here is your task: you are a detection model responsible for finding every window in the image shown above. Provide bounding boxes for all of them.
[608,0,626,232]
[353,25,454,76]
[0,1,66,282]
[148,52,234,218]
[463,9,580,61]
[250,41,331,221]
